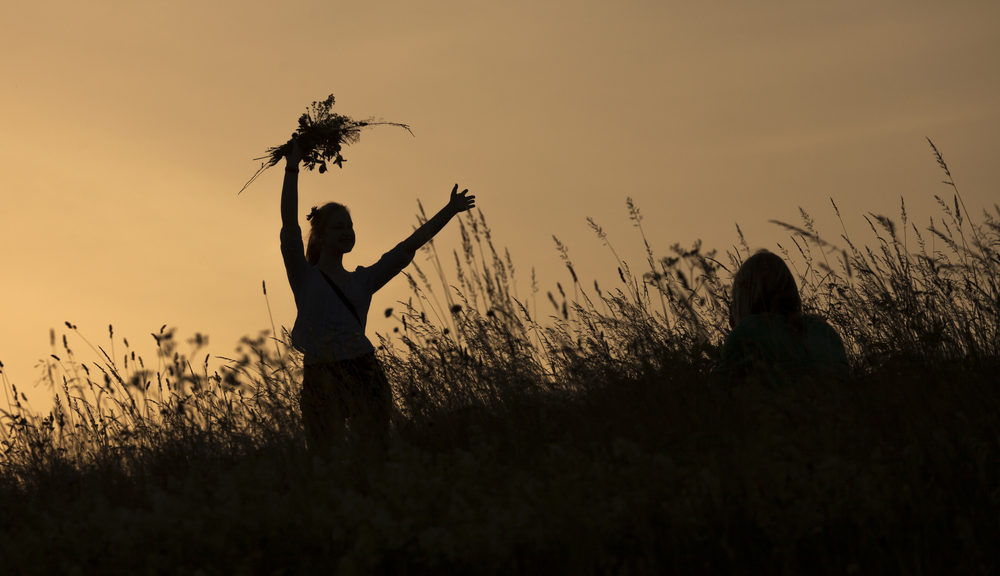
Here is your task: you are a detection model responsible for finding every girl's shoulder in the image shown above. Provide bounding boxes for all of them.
[802,314,849,369]
[803,314,842,340]
[347,264,370,282]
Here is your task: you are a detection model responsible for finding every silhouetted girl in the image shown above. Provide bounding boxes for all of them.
[715,250,848,383]
[280,138,475,450]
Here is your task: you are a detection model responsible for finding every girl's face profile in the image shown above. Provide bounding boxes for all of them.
[323,209,355,254]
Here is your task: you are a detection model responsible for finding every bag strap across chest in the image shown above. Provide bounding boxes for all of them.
[319,270,363,327]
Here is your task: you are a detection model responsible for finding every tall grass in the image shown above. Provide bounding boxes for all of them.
[769,140,999,368]
[1,141,997,573]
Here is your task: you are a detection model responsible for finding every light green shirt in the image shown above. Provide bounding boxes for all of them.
[715,313,849,383]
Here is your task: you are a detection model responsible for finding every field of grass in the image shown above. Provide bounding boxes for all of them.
[2,144,998,574]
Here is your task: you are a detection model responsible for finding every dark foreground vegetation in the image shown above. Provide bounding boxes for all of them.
[2,145,998,574]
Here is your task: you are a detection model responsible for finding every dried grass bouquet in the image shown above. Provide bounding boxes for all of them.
[240,94,411,194]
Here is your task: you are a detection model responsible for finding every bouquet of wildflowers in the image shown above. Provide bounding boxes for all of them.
[240,94,410,194]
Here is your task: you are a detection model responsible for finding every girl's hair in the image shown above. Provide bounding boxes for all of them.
[305,202,350,266]
[729,250,804,334]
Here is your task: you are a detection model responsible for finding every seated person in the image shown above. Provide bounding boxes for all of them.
[715,250,848,383]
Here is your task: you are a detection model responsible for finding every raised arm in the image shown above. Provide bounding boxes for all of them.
[363,184,477,293]
[398,184,476,254]
[280,137,303,229]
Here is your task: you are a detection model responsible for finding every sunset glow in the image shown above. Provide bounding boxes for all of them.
[2,0,998,405]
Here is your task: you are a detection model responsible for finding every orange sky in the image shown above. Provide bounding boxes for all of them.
[2,0,998,408]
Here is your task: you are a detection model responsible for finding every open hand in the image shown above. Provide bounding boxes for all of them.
[447,184,476,214]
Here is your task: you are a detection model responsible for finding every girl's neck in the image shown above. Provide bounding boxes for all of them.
[317,251,347,276]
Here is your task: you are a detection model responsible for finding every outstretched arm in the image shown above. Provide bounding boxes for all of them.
[280,137,303,229]
[399,184,477,254]
[364,185,476,293]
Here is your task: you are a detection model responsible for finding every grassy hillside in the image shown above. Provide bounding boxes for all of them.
[2,144,998,574]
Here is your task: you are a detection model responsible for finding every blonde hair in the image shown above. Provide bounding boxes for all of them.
[729,250,804,334]
[305,202,350,266]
